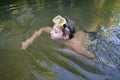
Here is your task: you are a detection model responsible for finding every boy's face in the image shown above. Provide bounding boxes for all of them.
[50,26,64,40]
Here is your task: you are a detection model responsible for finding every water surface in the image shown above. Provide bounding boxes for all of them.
[0,0,120,80]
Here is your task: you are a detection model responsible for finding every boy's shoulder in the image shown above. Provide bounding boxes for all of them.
[75,31,86,38]
[74,31,87,44]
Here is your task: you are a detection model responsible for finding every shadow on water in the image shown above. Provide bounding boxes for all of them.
[0,0,120,80]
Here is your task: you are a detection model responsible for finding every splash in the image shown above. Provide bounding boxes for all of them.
[88,25,120,70]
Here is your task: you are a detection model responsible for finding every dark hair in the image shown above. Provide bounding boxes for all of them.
[62,17,76,39]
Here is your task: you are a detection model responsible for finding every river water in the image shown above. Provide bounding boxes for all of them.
[0,0,120,80]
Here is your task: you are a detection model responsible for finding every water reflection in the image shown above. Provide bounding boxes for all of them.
[0,0,120,80]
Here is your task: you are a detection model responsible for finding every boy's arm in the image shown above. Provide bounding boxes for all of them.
[22,27,52,49]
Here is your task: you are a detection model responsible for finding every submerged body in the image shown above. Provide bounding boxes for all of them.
[22,26,94,59]
[22,15,95,59]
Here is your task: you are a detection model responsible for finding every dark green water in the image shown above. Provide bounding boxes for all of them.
[0,0,120,80]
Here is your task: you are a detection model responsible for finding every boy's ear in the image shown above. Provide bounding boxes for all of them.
[63,34,69,39]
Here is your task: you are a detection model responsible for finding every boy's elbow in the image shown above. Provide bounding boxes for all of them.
[87,52,95,59]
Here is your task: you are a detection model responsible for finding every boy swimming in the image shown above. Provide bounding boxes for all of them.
[22,15,95,59]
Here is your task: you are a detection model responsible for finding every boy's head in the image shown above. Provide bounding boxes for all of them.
[50,15,76,40]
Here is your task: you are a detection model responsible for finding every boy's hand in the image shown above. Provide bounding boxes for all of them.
[22,42,28,50]
[22,39,32,50]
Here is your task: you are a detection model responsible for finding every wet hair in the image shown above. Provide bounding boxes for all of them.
[62,17,76,39]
